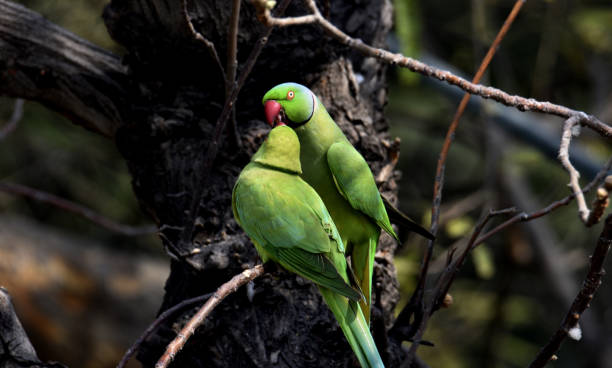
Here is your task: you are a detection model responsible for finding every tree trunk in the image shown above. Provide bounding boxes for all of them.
[1,0,407,366]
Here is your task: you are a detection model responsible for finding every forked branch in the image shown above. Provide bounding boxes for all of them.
[154,264,265,368]
[252,0,612,138]
[528,215,612,368]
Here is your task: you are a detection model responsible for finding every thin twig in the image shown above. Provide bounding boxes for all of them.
[181,0,225,77]
[474,156,612,246]
[411,0,525,333]
[0,181,157,236]
[388,0,525,354]
[226,0,242,148]
[528,215,612,368]
[431,207,517,312]
[155,264,265,368]
[586,185,610,227]
[183,0,292,246]
[253,0,612,138]
[0,99,24,141]
[559,114,590,222]
[116,292,214,368]
[392,157,611,347]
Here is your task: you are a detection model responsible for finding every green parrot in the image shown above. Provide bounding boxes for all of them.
[262,82,434,323]
[232,125,385,368]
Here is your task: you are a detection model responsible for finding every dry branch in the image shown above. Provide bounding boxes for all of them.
[155,264,265,368]
[183,0,292,245]
[181,0,225,77]
[585,173,612,227]
[0,0,128,137]
[528,215,612,368]
[474,156,612,247]
[559,115,590,222]
[253,0,612,138]
[0,182,157,236]
[117,292,213,368]
[388,0,525,355]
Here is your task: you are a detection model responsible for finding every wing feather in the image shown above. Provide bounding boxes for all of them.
[327,142,397,239]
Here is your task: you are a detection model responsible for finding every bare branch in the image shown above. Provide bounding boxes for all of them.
[410,0,525,335]
[390,0,525,353]
[0,99,24,141]
[253,0,612,138]
[474,156,612,246]
[586,177,612,227]
[431,207,517,312]
[559,115,591,222]
[117,292,214,368]
[226,0,243,147]
[0,0,128,137]
[183,0,292,244]
[155,264,265,368]
[262,14,318,26]
[0,181,157,236]
[528,215,612,368]
[181,0,225,77]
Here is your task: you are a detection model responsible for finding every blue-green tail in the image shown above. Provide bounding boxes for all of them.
[319,287,385,368]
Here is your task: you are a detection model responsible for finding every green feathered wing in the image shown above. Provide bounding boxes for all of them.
[326,141,397,323]
[327,141,397,238]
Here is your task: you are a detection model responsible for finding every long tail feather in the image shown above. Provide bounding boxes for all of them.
[319,287,385,368]
[382,196,434,240]
[351,237,377,324]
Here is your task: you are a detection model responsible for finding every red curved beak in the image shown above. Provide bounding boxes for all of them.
[264,100,281,126]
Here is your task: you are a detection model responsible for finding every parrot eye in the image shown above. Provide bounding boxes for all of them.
[287,90,295,100]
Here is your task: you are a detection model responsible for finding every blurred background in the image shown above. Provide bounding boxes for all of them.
[1,0,611,367]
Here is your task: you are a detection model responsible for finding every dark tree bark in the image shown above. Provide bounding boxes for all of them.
[0,0,407,366]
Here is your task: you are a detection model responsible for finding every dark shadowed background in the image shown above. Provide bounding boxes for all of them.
[1,0,611,367]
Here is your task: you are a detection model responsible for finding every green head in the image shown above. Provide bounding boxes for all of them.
[262,82,316,128]
[253,125,302,174]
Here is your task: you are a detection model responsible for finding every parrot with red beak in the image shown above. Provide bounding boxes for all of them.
[232,125,385,368]
[262,82,433,323]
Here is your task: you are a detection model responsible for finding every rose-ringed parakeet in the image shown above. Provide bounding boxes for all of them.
[232,125,385,368]
[262,83,434,323]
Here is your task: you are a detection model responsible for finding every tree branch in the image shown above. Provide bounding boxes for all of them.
[405,2,525,357]
[0,0,129,137]
[0,181,157,236]
[226,0,243,147]
[181,0,225,77]
[183,0,292,245]
[390,0,524,351]
[558,115,591,222]
[473,156,612,246]
[528,215,612,368]
[253,0,612,138]
[117,292,213,368]
[154,264,265,368]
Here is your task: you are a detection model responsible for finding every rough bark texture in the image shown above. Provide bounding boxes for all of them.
[1,0,406,366]
[0,0,128,137]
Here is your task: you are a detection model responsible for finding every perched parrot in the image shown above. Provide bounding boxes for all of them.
[262,83,434,323]
[232,125,385,368]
